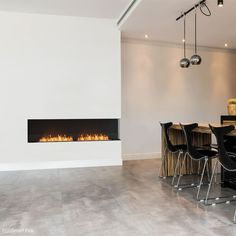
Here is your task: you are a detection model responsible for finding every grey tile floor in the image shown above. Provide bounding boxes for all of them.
[0,159,236,236]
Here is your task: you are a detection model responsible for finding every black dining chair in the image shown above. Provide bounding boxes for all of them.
[159,122,187,185]
[176,123,218,200]
[205,125,236,206]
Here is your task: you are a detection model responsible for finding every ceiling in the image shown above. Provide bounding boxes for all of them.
[0,0,131,18]
[0,0,235,49]
[121,0,236,49]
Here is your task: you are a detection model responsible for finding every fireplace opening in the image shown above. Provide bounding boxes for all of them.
[28,119,119,143]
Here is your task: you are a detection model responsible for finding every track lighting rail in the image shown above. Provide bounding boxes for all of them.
[176,0,206,21]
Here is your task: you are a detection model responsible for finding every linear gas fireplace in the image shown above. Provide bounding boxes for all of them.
[28,119,119,143]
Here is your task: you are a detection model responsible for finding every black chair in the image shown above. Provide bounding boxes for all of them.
[205,125,236,206]
[176,123,218,200]
[159,122,187,185]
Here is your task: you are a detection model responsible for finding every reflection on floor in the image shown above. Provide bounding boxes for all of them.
[0,159,236,236]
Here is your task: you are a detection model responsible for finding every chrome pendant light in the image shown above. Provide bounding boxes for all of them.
[180,15,190,68]
[190,7,202,65]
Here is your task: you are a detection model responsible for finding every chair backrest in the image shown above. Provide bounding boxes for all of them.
[180,123,203,159]
[209,124,236,170]
[160,122,176,152]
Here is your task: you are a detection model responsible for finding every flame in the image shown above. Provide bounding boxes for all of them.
[39,135,73,142]
[78,134,109,141]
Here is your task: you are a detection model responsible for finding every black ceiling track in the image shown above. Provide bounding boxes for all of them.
[176,0,206,21]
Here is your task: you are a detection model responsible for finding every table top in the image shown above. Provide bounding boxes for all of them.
[171,123,236,136]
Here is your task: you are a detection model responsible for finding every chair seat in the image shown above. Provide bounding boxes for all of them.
[174,144,187,152]
[196,148,218,158]
[203,143,218,150]
[225,145,236,153]
[227,152,236,159]
[210,144,218,150]
[222,152,236,170]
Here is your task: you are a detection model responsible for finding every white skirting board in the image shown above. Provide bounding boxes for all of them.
[123,152,161,161]
[0,159,122,171]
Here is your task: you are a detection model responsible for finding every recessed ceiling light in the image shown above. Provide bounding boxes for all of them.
[218,0,223,7]
[145,34,149,39]
[224,43,228,47]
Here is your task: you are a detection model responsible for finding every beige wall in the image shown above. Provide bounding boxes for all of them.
[121,39,236,159]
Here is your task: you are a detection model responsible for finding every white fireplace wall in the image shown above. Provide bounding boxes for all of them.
[0,11,121,169]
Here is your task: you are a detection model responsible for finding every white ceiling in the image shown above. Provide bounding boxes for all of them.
[1,0,235,49]
[121,0,236,49]
[0,0,131,18]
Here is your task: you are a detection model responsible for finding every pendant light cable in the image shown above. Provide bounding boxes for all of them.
[190,5,202,65]
[184,14,186,57]
[195,7,197,54]
[180,13,190,68]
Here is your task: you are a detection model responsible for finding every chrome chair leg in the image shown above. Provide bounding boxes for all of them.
[163,148,168,179]
[196,158,208,200]
[198,160,201,175]
[204,160,218,205]
[214,160,218,184]
[190,158,193,174]
[175,153,187,189]
[206,161,210,181]
[172,151,182,185]
[159,146,167,178]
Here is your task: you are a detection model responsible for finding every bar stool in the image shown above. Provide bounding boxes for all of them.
[159,122,187,185]
[205,125,236,206]
[176,123,218,200]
